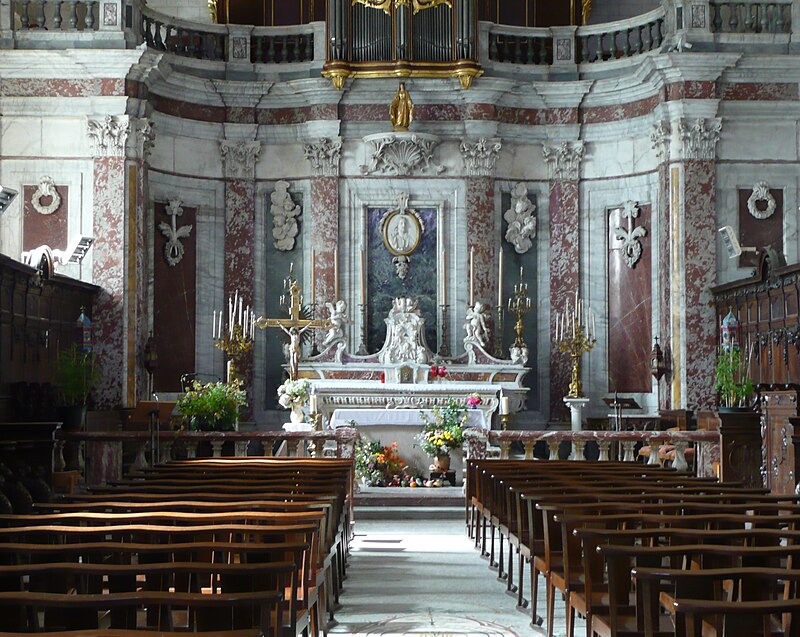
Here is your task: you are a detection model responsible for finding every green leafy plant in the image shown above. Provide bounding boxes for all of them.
[416,400,467,458]
[177,377,247,431]
[714,346,754,409]
[54,348,98,407]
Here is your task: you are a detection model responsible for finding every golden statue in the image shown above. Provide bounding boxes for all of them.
[390,82,414,132]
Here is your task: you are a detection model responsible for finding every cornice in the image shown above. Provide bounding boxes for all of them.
[0,48,146,79]
[647,52,743,83]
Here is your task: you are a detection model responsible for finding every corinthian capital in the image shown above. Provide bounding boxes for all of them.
[542,141,584,181]
[87,115,129,157]
[678,118,722,161]
[460,138,502,177]
[304,138,342,177]
[220,140,261,179]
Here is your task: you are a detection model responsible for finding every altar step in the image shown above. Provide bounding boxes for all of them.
[354,486,464,519]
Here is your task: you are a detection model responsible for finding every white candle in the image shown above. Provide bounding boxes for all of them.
[498,251,503,307]
[228,297,233,325]
[226,359,232,383]
[360,249,366,305]
[591,311,596,341]
[310,250,316,305]
[212,310,217,340]
[309,394,318,414]
[238,297,243,327]
[500,396,510,415]
[441,249,447,305]
[469,247,475,306]
[555,312,559,342]
[333,247,339,301]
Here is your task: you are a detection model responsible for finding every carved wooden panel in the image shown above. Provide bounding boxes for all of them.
[759,387,798,494]
[718,410,763,489]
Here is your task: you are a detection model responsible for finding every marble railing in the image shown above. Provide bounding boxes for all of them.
[710,0,792,33]
[486,23,552,65]
[251,23,317,64]
[9,0,102,32]
[57,427,359,486]
[464,429,720,476]
[141,4,226,60]
[576,6,665,63]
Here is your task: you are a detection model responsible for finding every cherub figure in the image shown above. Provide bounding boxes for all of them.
[464,302,490,348]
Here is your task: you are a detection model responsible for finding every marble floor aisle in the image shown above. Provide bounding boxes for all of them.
[329,514,580,637]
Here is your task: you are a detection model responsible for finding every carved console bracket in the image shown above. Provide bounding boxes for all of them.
[361,132,445,176]
[612,200,647,269]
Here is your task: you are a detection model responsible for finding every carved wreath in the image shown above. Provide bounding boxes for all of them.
[747,181,776,220]
[31,176,61,215]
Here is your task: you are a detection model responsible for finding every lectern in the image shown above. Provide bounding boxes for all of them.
[130,400,176,466]
[603,394,641,432]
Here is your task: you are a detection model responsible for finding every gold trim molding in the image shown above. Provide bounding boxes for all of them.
[323,61,482,89]
[353,0,452,15]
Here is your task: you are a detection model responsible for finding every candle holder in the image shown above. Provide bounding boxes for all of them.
[309,302,320,357]
[555,295,597,399]
[356,303,369,356]
[500,413,510,432]
[214,323,253,384]
[438,303,450,357]
[507,278,532,352]
[494,303,505,358]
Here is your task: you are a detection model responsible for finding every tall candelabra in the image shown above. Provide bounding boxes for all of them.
[507,270,532,353]
[212,290,255,384]
[554,293,597,398]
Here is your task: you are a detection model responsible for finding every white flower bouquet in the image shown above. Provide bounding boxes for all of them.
[277,378,311,409]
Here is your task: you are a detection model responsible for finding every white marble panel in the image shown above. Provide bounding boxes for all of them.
[1,118,43,156]
[40,118,91,157]
[257,145,309,181]
[718,118,798,162]
[495,143,548,182]
[173,136,223,179]
[582,138,637,180]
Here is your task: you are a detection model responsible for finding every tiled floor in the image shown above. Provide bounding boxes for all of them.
[330,515,580,637]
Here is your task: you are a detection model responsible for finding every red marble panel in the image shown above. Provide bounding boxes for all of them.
[257,104,338,125]
[226,107,256,123]
[132,162,148,404]
[718,82,799,101]
[737,187,783,268]
[581,94,660,124]
[657,164,672,409]
[92,157,126,409]
[547,108,579,125]
[153,202,197,393]
[466,177,497,351]
[665,81,715,101]
[0,78,124,97]
[683,160,718,411]
[22,184,68,252]
[311,177,339,310]
[152,94,226,123]
[607,204,652,393]
[549,179,580,419]
[497,106,547,126]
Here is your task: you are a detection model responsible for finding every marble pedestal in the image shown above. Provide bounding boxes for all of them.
[563,397,590,460]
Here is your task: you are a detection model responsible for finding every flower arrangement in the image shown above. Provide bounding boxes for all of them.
[466,392,483,409]
[177,378,247,431]
[430,364,447,381]
[354,438,412,487]
[416,400,467,458]
[277,378,311,409]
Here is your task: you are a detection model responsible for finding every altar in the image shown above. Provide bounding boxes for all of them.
[330,408,489,484]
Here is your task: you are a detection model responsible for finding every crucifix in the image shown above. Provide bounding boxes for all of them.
[255,266,330,381]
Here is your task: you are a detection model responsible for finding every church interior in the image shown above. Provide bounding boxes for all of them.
[1,0,800,634]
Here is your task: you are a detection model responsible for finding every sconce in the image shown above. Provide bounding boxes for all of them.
[651,336,667,381]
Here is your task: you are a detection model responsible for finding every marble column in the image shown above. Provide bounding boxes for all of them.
[651,120,672,409]
[461,138,502,350]
[675,118,722,411]
[543,141,584,420]
[87,115,129,408]
[220,139,261,404]
[304,138,343,342]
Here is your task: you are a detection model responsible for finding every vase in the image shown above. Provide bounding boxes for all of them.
[434,454,451,472]
[290,404,305,424]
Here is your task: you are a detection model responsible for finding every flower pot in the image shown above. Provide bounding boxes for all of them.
[434,454,451,472]
[56,405,87,432]
[290,404,305,424]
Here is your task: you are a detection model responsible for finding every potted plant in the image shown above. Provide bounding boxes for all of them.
[53,347,98,430]
[177,378,247,431]
[714,346,755,411]
[416,400,467,472]
[277,378,312,424]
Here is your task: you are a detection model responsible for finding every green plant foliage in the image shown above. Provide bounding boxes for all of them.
[54,348,98,406]
[714,346,754,408]
[177,378,247,431]
[416,399,467,458]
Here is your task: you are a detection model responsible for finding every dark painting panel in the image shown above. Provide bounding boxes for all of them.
[737,187,783,269]
[366,207,437,353]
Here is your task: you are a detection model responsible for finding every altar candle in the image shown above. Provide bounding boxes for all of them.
[212,310,217,340]
[555,312,559,342]
[469,247,475,306]
[441,249,447,305]
[591,311,596,341]
[309,394,318,414]
[360,249,366,305]
[334,247,339,301]
[238,297,243,327]
[498,251,503,307]
[310,250,316,305]
[500,396,510,415]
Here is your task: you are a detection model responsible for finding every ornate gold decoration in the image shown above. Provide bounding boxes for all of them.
[215,323,252,384]
[353,0,451,14]
[390,82,414,131]
[322,62,482,90]
[559,323,595,398]
[208,0,217,23]
[581,0,592,24]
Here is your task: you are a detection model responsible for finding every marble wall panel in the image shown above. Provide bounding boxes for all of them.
[153,202,196,392]
[0,79,124,98]
[717,119,797,162]
[92,156,126,408]
[22,184,68,252]
[607,204,652,393]
[311,177,339,308]
[738,187,783,268]
[0,118,43,156]
[173,136,224,178]
[682,160,718,411]
[40,118,92,157]
[657,164,671,408]
[465,177,497,311]
[717,83,799,101]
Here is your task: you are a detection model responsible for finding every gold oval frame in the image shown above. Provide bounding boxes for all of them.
[382,210,422,257]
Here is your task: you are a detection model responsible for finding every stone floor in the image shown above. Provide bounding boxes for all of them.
[329,510,580,637]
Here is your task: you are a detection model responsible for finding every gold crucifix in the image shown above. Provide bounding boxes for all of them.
[255,268,330,381]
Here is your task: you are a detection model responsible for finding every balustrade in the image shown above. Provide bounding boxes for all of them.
[576,6,665,63]
[487,25,551,65]
[251,28,315,64]
[12,0,97,31]
[141,12,225,61]
[710,1,791,33]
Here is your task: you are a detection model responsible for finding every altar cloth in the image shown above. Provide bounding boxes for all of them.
[329,408,489,430]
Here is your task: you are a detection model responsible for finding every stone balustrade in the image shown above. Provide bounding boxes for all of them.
[57,427,359,486]
[141,5,226,60]
[576,6,665,63]
[486,23,552,65]
[710,0,792,34]
[251,23,318,64]
[11,0,100,32]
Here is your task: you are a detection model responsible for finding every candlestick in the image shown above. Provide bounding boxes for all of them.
[498,251,503,307]
[310,250,316,306]
[441,249,447,306]
[500,395,510,415]
[438,303,450,357]
[360,249,366,306]
[555,291,597,398]
[469,247,475,306]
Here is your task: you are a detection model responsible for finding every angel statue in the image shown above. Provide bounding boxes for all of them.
[322,300,349,350]
[463,302,490,349]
